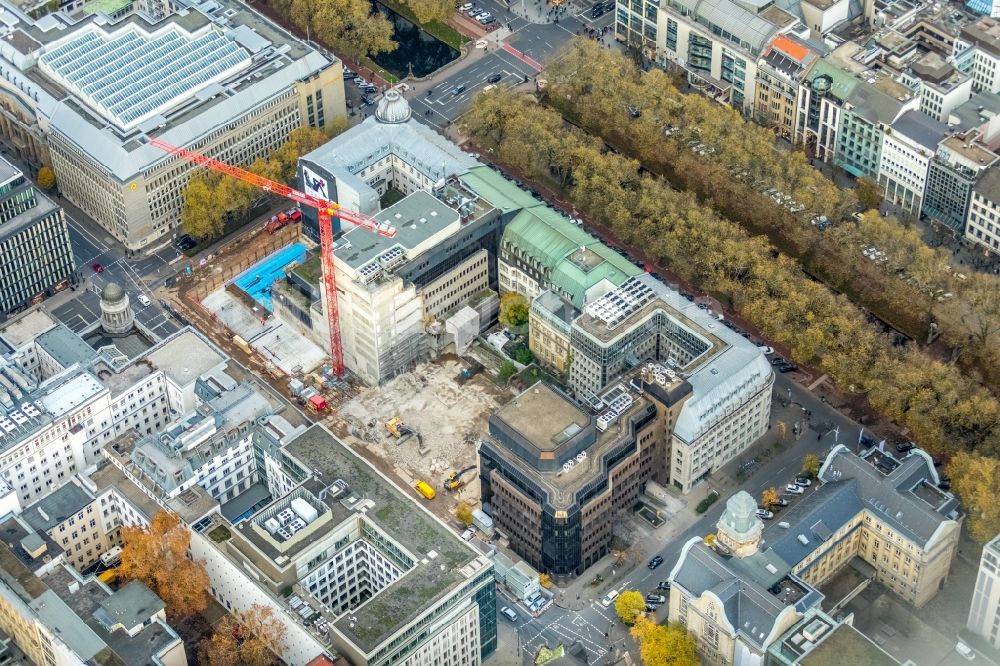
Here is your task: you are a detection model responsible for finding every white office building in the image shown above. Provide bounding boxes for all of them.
[877,110,948,215]
[953,17,1000,94]
[968,533,1000,650]
[0,0,345,249]
[568,275,774,493]
[964,163,1000,252]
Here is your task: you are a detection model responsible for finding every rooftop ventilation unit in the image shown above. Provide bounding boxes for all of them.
[797,534,810,545]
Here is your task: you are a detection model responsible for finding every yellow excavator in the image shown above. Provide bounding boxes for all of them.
[443,466,476,491]
[386,417,423,449]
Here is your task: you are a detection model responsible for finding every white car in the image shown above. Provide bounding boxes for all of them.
[756,509,774,520]
[460,2,473,9]
[956,642,976,661]
[785,484,805,495]
[794,477,812,487]
[136,294,151,307]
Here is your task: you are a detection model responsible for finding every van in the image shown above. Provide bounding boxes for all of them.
[601,590,620,608]
[500,606,518,622]
[415,481,436,499]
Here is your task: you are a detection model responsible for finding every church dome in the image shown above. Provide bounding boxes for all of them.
[101,282,126,305]
[376,90,412,124]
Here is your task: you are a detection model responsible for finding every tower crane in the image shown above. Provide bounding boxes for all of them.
[148,137,397,376]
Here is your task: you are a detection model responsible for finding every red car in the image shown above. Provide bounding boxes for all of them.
[91,262,103,273]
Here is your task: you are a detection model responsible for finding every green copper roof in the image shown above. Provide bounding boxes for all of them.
[805,59,859,102]
[459,166,539,213]
[504,205,640,307]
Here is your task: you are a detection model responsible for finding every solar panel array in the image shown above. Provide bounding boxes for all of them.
[40,27,250,129]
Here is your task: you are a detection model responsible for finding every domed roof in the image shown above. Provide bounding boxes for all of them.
[718,491,761,536]
[101,282,127,305]
[376,90,412,124]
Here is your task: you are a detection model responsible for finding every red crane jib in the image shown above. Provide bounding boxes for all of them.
[149,136,397,376]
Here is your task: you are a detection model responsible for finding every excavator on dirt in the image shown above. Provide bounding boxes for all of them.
[386,417,426,453]
[443,466,477,491]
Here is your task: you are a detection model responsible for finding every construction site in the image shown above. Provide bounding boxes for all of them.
[325,354,509,521]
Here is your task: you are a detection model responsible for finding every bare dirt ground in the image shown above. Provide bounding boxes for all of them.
[326,354,509,519]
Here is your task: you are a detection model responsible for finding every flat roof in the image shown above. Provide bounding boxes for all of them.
[3,0,334,180]
[38,24,251,131]
[0,157,20,188]
[493,384,589,454]
[940,133,998,166]
[144,328,226,388]
[334,190,461,273]
[281,425,486,655]
[801,624,899,666]
[38,371,104,419]
[0,308,59,348]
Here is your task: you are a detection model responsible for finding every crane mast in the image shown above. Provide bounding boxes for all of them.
[149,136,396,377]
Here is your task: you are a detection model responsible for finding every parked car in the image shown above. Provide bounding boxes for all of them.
[777,363,798,373]
[452,85,466,95]
[459,2,473,9]
[601,590,620,607]
[500,606,518,622]
[645,604,658,613]
[645,593,666,604]
[775,498,789,507]
[364,85,378,94]
[771,357,785,365]
[647,555,664,570]
[955,642,976,661]
[794,477,811,487]
[758,345,774,355]
[895,441,915,453]
[91,262,103,273]
[487,73,502,83]
[136,294,151,307]
[785,484,805,495]
[756,509,774,520]
[657,581,671,591]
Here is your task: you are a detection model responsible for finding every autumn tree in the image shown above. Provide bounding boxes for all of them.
[614,590,646,625]
[855,177,882,211]
[801,454,821,479]
[199,604,286,666]
[37,166,56,191]
[181,172,227,241]
[289,0,395,59]
[761,487,779,510]
[455,502,474,527]
[119,511,209,619]
[949,452,1000,543]
[499,292,529,328]
[630,617,699,666]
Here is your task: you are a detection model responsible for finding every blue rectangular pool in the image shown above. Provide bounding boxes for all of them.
[232,242,307,311]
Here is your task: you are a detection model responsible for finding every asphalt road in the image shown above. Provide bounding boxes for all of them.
[47,200,186,342]
[410,52,537,127]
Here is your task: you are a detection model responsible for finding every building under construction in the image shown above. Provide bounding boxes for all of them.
[293,92,558,384]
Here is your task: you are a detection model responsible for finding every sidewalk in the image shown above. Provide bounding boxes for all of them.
[551,483,717,612]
